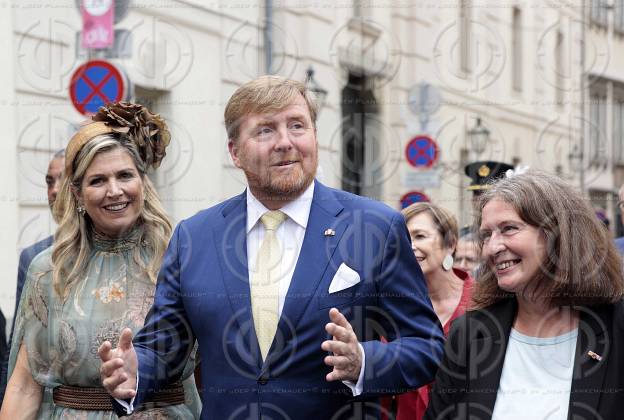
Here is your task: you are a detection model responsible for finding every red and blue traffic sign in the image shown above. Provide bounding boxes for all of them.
[405,135,439,168]
[69,60,126,116]
[400,191,430,208]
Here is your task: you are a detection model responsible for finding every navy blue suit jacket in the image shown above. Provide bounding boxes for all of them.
[130,181,444,419]
[11,236,53,337]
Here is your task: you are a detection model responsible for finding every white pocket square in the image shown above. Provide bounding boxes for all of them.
[328,263,360,293]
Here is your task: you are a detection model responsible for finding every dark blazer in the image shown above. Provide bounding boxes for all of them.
[11,236,54,338]
[0,235,52,402]
[122,181,445,419]
[424,298,624,420]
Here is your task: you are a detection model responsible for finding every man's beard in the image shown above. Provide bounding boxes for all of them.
[245,162,316,202]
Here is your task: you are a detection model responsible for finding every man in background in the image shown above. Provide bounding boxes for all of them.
[454,230,480,276]
[457,161,513,279]
[0,150,64,401]
[13,150,64,321]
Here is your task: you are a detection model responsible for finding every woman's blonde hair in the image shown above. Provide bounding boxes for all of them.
[51,133,172,298]
[472,169,624,309]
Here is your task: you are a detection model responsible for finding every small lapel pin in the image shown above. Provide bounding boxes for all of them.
[587,350,602,362]
[324,228,335,237]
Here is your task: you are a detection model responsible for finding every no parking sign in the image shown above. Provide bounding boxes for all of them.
[400,191,430,208]
[69,60,127,115]
[405,135,439,168]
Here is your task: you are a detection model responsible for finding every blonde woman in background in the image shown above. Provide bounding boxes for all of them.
[1,103,200,419]
[395,202,474,420]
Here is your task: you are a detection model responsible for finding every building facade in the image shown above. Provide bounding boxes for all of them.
[0,0,620,318]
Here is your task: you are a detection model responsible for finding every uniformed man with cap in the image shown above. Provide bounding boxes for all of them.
[458,161,514,278]
[465,160,514,198]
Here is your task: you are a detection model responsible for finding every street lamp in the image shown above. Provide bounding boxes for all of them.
[467,117,490,154]
[305,66,328,114]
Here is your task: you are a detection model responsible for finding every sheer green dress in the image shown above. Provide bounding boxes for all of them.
[8,228,201,419]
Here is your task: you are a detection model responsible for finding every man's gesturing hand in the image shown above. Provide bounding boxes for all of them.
[321,308,362,383]
[98,328,138,399]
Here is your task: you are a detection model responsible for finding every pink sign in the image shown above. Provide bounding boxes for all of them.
[81,0,114,49]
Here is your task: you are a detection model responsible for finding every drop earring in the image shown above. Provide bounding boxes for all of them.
[76,204,86,216]
[442,254,454,271]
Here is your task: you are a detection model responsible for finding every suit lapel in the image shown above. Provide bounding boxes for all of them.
[212,192,263,368]
[468,299,516,413]
[568,305,611,419]
[216,184,348,370]
[270,182,345,357]
[467,302,612,418]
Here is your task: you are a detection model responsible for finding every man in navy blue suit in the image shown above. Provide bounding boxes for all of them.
[10,150,64,333]
[0,150,64,402]
[99,76,444,419]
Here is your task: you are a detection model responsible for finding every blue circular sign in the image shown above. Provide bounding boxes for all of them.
[69,60,125,115]
[405,135,439,168]
[400,191,430,208]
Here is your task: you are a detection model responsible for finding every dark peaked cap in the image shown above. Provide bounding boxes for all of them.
[465,160,514,191]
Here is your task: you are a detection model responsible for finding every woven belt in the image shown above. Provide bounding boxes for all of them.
[52,382,185,411]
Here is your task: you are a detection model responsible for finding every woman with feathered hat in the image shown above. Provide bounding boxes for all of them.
[1,103,200,419]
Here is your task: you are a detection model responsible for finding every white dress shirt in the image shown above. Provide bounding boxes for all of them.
[246,181,364,396]
[245,183,313,316]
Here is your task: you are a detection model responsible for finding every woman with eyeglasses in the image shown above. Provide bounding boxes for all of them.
[425,169,624,420]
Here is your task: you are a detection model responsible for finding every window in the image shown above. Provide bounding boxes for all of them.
[353,0,361,17]
[555,31,564,105]
[512,7,522,91]
[459,0,471,73]
[615,0,624,33]
[591,0,609,27]
[589,91,607,163]
[614,97,624,164]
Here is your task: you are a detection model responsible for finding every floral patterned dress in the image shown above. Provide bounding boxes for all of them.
[8,228,201,419]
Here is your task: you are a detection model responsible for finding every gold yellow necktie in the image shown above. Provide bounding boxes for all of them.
[251,210,287,361]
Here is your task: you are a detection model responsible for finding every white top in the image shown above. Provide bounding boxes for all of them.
[491,328,578,420]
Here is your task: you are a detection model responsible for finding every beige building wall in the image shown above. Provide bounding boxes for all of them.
[0,0,616,319]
